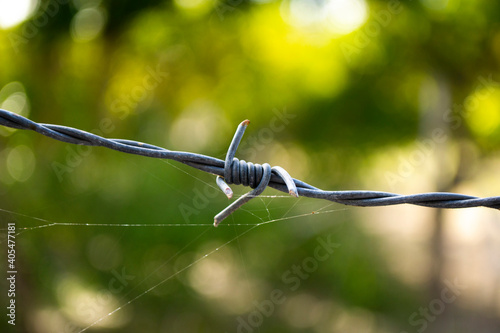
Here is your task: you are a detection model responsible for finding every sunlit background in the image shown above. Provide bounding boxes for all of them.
[1,0,500,332]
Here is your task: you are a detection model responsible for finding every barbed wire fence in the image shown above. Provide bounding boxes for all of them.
[1,108,499,227]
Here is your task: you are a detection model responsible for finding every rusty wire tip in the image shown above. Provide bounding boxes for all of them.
[242,119,250,126]
[216,176,233,199]
[213,218,220,227]
[289,189,299,198]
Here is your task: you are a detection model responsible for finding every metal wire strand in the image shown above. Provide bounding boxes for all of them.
[1,108,499,227]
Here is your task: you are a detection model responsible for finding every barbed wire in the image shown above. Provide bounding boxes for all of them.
[1,108,499,226]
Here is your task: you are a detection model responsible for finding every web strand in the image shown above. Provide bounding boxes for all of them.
[76,206,347,332]
[0,159,349,332]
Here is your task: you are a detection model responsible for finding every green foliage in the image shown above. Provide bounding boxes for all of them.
[1,0,499,332]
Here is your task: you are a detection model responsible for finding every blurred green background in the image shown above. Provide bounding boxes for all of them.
[1,0,500,332]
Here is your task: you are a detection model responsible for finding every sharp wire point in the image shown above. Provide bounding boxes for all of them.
[216,176,233,199]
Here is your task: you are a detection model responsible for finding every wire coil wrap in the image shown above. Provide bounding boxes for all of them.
[214,120,297,226]
[225,158,263,188]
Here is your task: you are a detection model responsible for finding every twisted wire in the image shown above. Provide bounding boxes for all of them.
[1,108,499,227]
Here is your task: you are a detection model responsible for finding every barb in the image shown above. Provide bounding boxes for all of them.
[1,108,499,226]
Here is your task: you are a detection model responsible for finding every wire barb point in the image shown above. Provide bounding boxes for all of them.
[216,176,233,199]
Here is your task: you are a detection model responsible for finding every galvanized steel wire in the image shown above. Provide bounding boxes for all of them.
[1,108,499,226]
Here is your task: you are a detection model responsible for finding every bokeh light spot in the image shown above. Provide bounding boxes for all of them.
[286,0,326,27]
[0,81,30,137]
[0,0,37,29]
[466,86,500,143]
[282,0,368,36]
[56,275,129,329]
[325,0,368,35]
[6,145,36,182]
[70,7,106,42]
[169,100,224,152]
[174,0,209,10]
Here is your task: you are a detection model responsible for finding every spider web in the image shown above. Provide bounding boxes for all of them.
[0,158,349,332]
